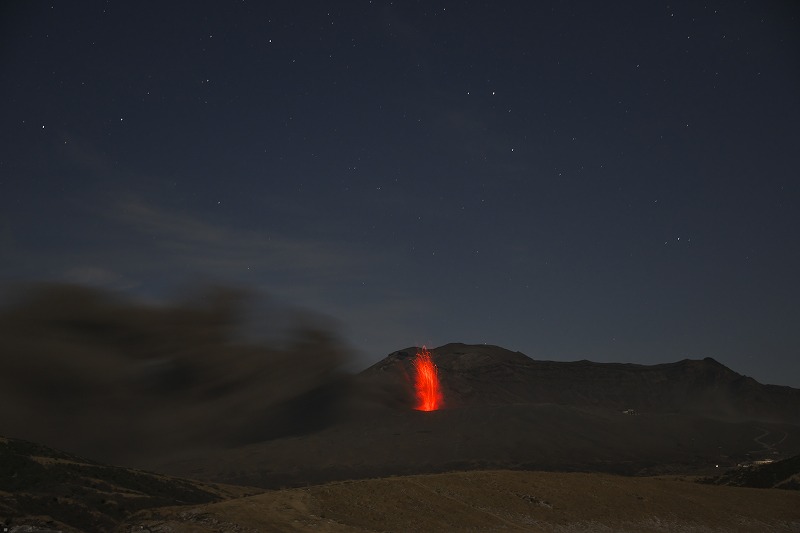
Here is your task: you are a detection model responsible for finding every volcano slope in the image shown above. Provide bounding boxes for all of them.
[157,343,800,488]
[5,343,800,532]
[360,343,800,421]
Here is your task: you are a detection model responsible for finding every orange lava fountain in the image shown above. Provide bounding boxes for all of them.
[413,346,442,411]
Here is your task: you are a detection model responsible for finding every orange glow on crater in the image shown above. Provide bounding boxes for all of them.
[413,346,442,411]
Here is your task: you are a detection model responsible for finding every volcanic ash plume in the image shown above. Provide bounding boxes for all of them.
[0,283,353,467]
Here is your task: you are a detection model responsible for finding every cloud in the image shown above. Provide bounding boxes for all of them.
[2,137,442,371]
[39,137,382,291]
[62,265,140,291]
[113,197,366,278]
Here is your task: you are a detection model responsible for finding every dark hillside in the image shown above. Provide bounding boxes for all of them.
[358,343,800,423]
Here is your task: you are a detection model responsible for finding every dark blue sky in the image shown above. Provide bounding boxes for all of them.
[2,1,799,386]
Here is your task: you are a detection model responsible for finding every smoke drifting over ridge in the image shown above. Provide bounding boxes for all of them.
[0,283,353,466]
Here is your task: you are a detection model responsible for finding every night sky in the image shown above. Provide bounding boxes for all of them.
[2,1,799,386]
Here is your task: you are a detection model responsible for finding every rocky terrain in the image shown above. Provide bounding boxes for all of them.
[123,470,800,533]
[703,453,800,490]
[4,433,799,532]
[0,436,261,533]
[3,333,800,531]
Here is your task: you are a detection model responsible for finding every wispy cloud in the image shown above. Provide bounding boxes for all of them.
[113,198,367,279]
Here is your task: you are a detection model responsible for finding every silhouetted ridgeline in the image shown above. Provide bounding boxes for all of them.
[360,343,800,423]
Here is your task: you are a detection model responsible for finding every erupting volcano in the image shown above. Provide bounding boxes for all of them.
[412,346,442,411]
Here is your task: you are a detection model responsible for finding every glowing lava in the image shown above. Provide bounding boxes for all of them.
[413,346,442,411]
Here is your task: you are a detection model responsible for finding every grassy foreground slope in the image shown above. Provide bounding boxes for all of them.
[125,470,800,533]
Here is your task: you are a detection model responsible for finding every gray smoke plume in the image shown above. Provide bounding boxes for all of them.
[0,283,353,467]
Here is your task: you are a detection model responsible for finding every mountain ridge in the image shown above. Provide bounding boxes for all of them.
[357,343,800,424]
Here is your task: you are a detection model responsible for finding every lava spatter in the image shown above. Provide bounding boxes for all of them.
[413,346,442,411]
